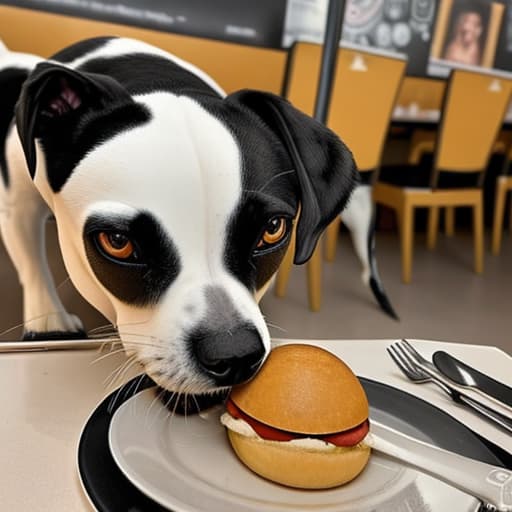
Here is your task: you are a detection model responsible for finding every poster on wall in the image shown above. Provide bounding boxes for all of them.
[428,0,506,76]
[0,0,288,48]
[282,0,439,76]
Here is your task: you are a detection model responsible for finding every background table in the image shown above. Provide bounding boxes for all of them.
[0,338,510,511]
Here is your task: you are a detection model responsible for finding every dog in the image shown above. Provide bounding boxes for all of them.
[0,36,357,396]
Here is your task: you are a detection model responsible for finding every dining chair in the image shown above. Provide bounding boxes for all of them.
[274,42,406,314]
[374,68,512,283]
[407,126,512,241]
[491,145,512,255]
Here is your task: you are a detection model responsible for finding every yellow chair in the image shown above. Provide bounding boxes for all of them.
[492,144,512,255]
[274,42,406,313]
[374,68,512,283]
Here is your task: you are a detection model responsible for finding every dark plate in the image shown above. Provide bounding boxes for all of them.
[78,375,511,512]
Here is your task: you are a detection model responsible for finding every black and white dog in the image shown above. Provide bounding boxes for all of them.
[0,36,357,395]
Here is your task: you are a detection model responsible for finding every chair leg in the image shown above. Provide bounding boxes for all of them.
[445,207,455,237]
[427,206,440,250]
[325,217,341,262]
[473,197,484,274]
[492,177,507,255]
[274,231,295,298]
[307,243,322,311]
[509,193,512,233]
[399,200,414,284]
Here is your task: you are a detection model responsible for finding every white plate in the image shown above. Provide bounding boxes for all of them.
[108,388,480,512]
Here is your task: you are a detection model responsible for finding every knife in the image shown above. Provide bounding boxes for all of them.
[369,419,512,511]
[0,339,111,353]
[433,351,512,409]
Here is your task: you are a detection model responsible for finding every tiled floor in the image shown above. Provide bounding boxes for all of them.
[1,222,511,355]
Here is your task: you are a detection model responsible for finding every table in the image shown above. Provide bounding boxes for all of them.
[0,338,510,511]
[392,105,512,126]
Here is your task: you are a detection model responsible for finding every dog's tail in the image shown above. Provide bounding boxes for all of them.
[341,184,399,320]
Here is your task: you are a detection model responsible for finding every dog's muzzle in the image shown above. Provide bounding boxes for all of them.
[191,325,265,387]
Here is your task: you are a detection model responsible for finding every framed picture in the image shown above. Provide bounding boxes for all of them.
[429,0,505,75]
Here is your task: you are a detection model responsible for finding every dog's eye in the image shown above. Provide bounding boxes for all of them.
[256,217,288,249]
[97,232,135,260]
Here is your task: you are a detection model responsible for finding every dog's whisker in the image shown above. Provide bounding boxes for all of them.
[264,322,287,333]
[168,390,182,425]
[88,323,118,335]
[145,388,168,425]
[132,372,149,398]
[56,276,72,291]
[0,310,69,338]
[103,357,133,389]
[243,169,295,194]
[91,347,127,365]
[107,356,141,413]
[91,333,163,350]
[116,356,143,389]
[103,354,138,389]
[124,372,146,404]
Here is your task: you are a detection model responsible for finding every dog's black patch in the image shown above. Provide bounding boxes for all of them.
[41,100,151,192]
[76,53,220,97]
[224,193,295,292]
[83,211,181,306]
[51,36,114,63]
[16,44,220,192]
[0,67,29,187]
[191,98,299,292]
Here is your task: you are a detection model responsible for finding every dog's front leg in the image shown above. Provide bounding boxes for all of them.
[0,136,85,340]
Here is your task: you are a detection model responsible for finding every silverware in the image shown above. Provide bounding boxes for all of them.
[369,419,512,512]
[0,339,111,353]
[387,340,512,433]
[433,350,512,409]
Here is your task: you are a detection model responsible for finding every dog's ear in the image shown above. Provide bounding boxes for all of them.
[227,90,359,264]
[16,62,133,179]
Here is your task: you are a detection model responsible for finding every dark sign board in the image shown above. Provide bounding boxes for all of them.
[0,0,288,49]
[283,0,439,77]
[494,2,512,71]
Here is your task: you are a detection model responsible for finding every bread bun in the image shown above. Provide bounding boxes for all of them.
[222,344,371,489]
[230,343,368,434]
[227,430,371,489]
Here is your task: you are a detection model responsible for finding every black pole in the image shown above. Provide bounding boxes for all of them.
[313,0,346,124]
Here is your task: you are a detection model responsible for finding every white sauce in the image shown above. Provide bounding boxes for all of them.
[220,412,369,452]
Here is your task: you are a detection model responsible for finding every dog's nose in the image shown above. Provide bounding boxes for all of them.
[193,325,265,386]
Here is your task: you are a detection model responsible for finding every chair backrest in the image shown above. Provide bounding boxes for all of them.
[284,42,406,172]
[434,69,512,185]
[396,76,446,111]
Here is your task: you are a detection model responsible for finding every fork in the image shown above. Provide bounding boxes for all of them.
[387,340,512,434]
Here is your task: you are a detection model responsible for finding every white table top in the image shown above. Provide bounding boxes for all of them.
[393,105,512,125]
[1,338,510,511]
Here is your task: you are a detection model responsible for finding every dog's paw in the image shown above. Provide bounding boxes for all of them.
[156,387,229,415]
[22,329,87,341]
[23,312,86,340]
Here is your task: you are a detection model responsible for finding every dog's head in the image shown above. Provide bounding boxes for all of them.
[16,62,358,393]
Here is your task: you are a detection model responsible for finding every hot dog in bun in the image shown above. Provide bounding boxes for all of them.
[221,343,371,489]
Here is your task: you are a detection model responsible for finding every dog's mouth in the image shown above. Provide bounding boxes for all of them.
[133,350,262,409]
[153,386,231,415]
